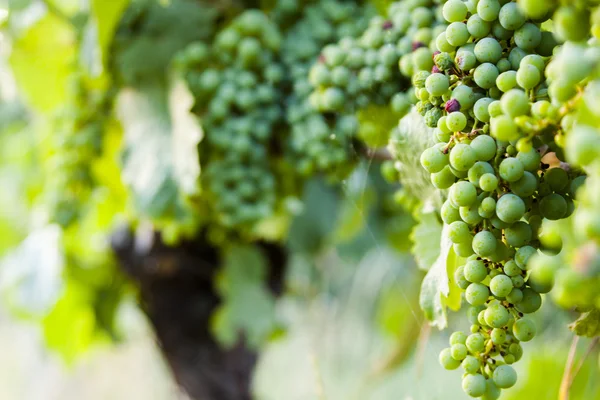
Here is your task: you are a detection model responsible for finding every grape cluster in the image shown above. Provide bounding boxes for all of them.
[45,75,113,227]
[177,10,284,231]
[281,0,372,177]
[413,1,586,397]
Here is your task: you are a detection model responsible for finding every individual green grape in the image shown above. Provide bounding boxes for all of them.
[491,115,520,142]
[528,259,556,293]
[443,0,469,23]
[432,166,457,189]
[505,221,532,247]
[463,374,487,398]
[442,200,462,224]
[471,135,497,162]
[474,63,500,89]
[515,22,542,50]
[493,365,517,389]
[455,238,476,258]
[501,89,530,118]
[451,343,468,361]
[474,98,494,123]
[517,64,541,89]
[544,168,568,192]
[420,146,449,173]
[447,112,468,133]
[440,348,461,370]
[473,230,498,257]
[499,2,526,31]
[446,22,471,46]
[484,302,510,328]
[510,171,538,197]
[499,157,525,182]
[503,260,521,277]
[462,355,481,374]
[553,5,591,43]
[513,318,536,342]
[466,282,490,306]
[477,0,501,22]
[518,0,555,20]
[511,275,525,289]
[450,331,468,345]
[451,181,478,207]
[466,333,485,353]
[496,70,517,93]
[516,287,542,313]
[490,274,514,298]
[452,85,477,110]
[539,193,567,221]
[491,327,506,345]
[464,259,488,283]
[507,288,524,303]
[468,14,492,39]
[516,148,541,172]
[456,49,477,71]
[565,125,600,167]
[515,245,537,269]
[455,265,471,289]
[475,38,503,64]
[480,173,499,192]
[449,221,473,244]
[479,197,496,218]
[426,73,450,96]
[496,194,526,224]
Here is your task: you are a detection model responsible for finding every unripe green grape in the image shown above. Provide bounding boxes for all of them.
[463,374,487,398]
[474,98,494,123]
[426,73,450,96]
[499,2,525,31]
[455,265,471,289]
[479,197,496,217]
[442,201,462,226]
[451,343,468,361]
[493,365,517,389]
[515,23,542,50]
[467,14,492,39]
[439,348,461,370]
[490,274,514,298]
[462,356,481,374]
[450,143,478,171]
[518,0,555,20]
[511,274,525,289]
[475,38,503,64]
[492,20,513,40]
[507,288,524,304]
[436,32,456,53]
[503,260,521,277]
[496,71,517,93]
[464,259,488,283]
[443,0,468,23]
[499,157,525,182]
[554,5,591,43]
[501,89,530,118]
[461,203,485,225]
[432,166,457,189]
[566,125,600,167]
[466,333,485,353]
[496,194,526,224]
[473,230,498,257]
[447,112,468,133]
[521,54,545,73]
[517,64,541,90]
[450,331,468,345]
[451,181,478,207]
[516,148,541,172]
[513,317,536,342]
[509,342,523,361]
[420,146,449,174]
[477,0,501,22]
[480,173,499,192]
[516,287,542,314]
[455,239,476,258]
[491,328,506,345]
[485,303,510,328]
[491,116,520,142]
[474,63,500,89]
[505,221,532,247]
[515,245,537,270]
[488,100,502,117]
[446,22,471,47]
[449,221,473,244]
[466,283,490,306]
[510,171,538,198]
[452,85,477,110]
[528,260,555,294]
[543,168,568,192]
[539,193,567,221]
[456,50,477,71]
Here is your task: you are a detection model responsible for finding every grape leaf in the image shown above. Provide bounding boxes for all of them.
[410,206,443,271]
[211,245,278,349]
[419,225,462,329]
[116,82,201,219]
[9,14,75,113]
[569,309,600,338]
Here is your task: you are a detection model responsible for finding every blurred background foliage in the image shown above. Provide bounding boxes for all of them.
[0,0,598,399]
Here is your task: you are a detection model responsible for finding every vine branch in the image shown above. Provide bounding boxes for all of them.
[559,336,581,400]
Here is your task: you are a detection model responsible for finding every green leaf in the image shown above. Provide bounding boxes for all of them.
[90,0,130,65]
[419,225,463,329]
[9,14,75,113]
[116,82,201,219]
[569,309,600,337]
[410,206,443,271]
[211,245,278,349]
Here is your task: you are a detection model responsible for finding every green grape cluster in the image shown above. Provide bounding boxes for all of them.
[281,0,373,176]
[412,0,588,397]
[177,10,284,231]
[45,75,113,227]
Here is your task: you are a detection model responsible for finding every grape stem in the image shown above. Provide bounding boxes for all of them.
[559,336,599,400]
